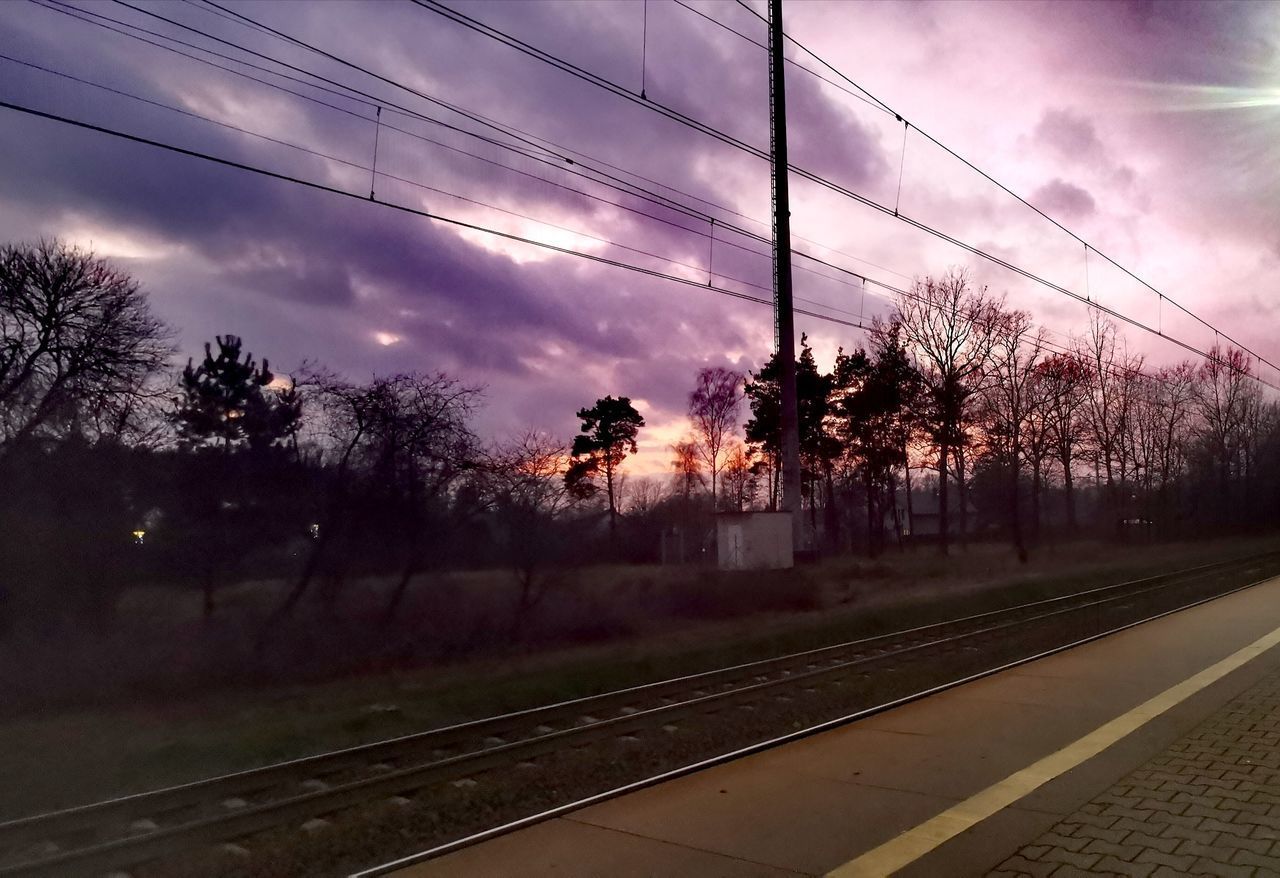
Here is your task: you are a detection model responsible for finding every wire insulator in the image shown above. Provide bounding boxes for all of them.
[894,119,908,217]
[369,105,381,200]
[640,0,648,99]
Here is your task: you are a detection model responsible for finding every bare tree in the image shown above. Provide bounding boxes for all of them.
[1194,346,1260,523]
[1125,372,1162,524]
[487,430,576,637]
[257,371,481,642]
[1036,352,1089,531]
[688,366,743,509]
[981,308,1046,561]
[893,269,1001,554]
[670,436,704,502]
[1240,393,1277,516]
[624,476,667,516]
[1076,313,1142,517]
[1022,370,1054,539]
[371,374,483,623]
[257,367,379,639]
[1116,358,1146,500]
[720,441,757,512]
[0,240,171,463]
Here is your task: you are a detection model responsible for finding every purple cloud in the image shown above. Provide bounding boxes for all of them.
[1031,179,1096,220]
[1033,109,1104,165]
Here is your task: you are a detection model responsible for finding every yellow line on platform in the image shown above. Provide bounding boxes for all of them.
[826,605,1280,878]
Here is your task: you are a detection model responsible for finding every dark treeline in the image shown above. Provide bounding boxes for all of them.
[0,241,610,643]
[0,242,699,663]
[3,243,1278,703]
[730,267,1280,561]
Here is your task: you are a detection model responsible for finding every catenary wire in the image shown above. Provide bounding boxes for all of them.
[0,62,1239,396]
[29,0,920,308]
[20,2,1274,390]
[0,53,879,315]
[730,0,1279,377]
[0,72,1237,396]
[39,0,915,287]
[0,99,878,334]
[410,0,1276,386]
[669,0,892,116]
[91,0,1279,383]
[176,0,1247,371]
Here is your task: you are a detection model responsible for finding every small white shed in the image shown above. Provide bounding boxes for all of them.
[716,512,793,570]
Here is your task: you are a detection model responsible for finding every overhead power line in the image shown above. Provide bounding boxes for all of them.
[0,99,873,334]
[42,0,914,294]
[205,0,910,281]
[115,0,750,231]
[0,45,1169,387]
[30,0,919,304]
[669,0,890,117]
[5,17,905,321]
[0,50,866,321]
[17,0,1273,391]
[192,0,767,227]
[0,83,1262,396]
[49,1,779,256]
[411,0,1278,385]
[0,75,1248,395]
[729,0,1279,379]
[170,0,1243,371]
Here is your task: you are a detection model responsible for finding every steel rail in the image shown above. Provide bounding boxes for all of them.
[0,552,1257,846]
[358,565,1280,876]
[0,552,1275,876]
[4,551,1261,827]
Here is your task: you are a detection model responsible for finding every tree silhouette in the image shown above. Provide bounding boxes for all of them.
[486,430,576,638]
[0,240,170,463]
[171,335,299,617]
[744,335,832,513]
[743,358,782,508]
[1195,346,1259,525]
[833,322,922,555]
[979,308,1046,563]
[1076,313,1129,518]
[720,442,757,512]
[567,395,644,535]
[670,436,704,502]
[893,270,1001,555]
[1036,352,1089,531]
[173,335,298,452]
[688,367,743,509]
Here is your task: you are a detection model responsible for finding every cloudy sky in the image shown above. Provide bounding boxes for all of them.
[1,0,1277,473]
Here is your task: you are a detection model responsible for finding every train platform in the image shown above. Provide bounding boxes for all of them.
[388,575,1280,878]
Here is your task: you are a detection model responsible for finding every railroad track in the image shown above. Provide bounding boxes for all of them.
[2,551,1277,877]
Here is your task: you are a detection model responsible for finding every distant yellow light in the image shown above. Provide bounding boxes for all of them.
[132,530,146,544]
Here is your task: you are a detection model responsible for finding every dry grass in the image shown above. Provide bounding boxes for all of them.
[1,533,1277,820]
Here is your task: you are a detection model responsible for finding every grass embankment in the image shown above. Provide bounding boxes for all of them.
[2,534,1277,820]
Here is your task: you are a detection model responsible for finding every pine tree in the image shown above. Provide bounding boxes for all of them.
[566,395,645,535]
[174,335,299,451]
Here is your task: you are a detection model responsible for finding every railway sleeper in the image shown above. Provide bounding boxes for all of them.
[2,554,1274,877]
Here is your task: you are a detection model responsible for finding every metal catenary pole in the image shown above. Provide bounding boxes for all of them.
[769,0,804,553]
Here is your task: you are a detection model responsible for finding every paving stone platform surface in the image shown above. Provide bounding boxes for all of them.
[990,668,1280,878]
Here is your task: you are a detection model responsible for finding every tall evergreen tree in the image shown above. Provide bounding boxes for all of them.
[171,335,300,617]
[744,335,833,511]
[173,335,299,451]
[834,322,923,555]
[566,395,644,535]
